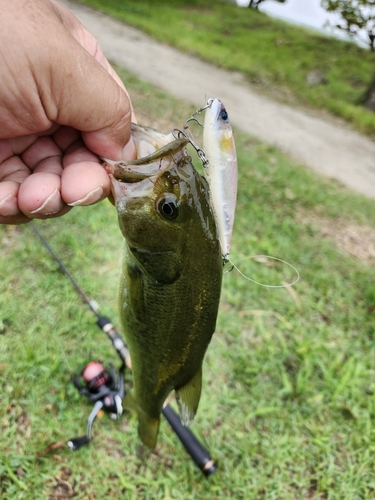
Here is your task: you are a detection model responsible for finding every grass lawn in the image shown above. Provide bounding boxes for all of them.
[77,0,375,138]
[2,67,375,499]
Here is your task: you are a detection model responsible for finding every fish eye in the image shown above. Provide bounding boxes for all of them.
[220,108,228,121]
[156,194,179,220]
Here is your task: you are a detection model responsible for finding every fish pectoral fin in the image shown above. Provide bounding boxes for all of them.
[175,367,202,426]
[122,389,160,449]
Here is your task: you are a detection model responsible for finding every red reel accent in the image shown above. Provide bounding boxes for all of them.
[82,361,110,390]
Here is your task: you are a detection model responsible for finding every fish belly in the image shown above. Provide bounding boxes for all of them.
[119,245,222,448]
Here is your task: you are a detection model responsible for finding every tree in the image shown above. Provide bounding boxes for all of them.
[248,0,286,8]
[321,0,375,51]
[321,1,375,110]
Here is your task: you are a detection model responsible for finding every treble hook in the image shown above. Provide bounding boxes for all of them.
[183,99,214,130]
[172,127,209,168]
[183,116,204,130]
[172,128,189,141]
[172,99,215,169]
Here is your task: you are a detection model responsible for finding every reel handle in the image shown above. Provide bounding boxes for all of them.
[67,436,90,451]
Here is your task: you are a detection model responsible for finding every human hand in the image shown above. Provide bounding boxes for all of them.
[0,0,136,225]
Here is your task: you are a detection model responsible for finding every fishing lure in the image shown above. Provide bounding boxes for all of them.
[174,99,238,262]
[174,101,299,289]
[202,98,238,262]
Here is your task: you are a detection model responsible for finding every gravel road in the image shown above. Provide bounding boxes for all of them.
[59,0,375,200]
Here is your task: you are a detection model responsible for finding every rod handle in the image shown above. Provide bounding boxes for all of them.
[162,404,217,477]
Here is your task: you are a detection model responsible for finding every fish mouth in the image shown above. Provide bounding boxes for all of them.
[102,124,190,209]
[105,135,190,204]
[110,174,155,202]
[103,136,189,184]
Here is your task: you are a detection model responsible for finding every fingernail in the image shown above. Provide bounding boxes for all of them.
[0,194,18,216]
[30,189,61,214]
[0,194,13,209]
[67,187,103,207]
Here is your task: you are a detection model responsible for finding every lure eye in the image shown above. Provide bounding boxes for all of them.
[220,108,228,121]
[156,194,179,220]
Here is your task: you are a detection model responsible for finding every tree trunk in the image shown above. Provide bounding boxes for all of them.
[361,72,375,112]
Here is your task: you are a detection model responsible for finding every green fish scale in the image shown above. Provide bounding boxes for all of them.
[115,138,222,445]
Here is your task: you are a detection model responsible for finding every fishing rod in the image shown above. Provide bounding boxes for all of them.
[30,222,217,477]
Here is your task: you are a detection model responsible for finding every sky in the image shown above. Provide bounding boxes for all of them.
[258,0,339,30]
[234,0,370,46]
[236,0,341,32]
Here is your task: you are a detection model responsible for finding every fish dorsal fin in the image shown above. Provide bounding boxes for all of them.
[175,367,202,426]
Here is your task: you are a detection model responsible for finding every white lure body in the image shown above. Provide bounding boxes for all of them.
[203,99,238,260]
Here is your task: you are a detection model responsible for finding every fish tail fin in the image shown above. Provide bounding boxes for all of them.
[175,367,202,426]
[122,389,160,449]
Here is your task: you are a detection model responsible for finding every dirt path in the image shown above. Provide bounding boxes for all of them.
[60,0,375,200]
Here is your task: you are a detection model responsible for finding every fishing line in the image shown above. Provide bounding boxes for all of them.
[225,255,300,288]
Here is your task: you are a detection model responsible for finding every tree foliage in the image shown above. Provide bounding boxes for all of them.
[321,0,375,51]
[321,1,375,109]
[248,0,286,8]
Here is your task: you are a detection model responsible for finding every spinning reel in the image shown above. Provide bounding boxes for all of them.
[67,360,125,451]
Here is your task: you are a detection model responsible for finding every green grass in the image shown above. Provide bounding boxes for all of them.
[77,0,375,137]
[2,67,375,498]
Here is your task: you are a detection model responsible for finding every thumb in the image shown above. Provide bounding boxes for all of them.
[1,0,133,160]
[33,11,133,159]
[44,42,132,159]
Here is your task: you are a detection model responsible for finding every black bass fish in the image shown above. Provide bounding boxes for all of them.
[103,124,223,449]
